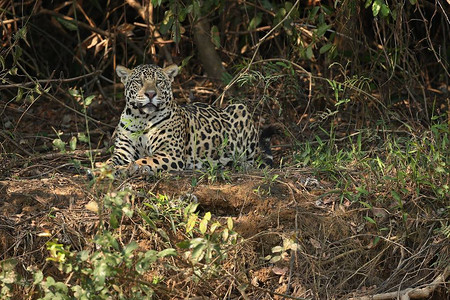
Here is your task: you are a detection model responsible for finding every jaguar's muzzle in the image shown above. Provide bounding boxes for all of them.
[137,102,158,115]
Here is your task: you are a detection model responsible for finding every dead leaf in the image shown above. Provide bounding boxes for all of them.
[272,266,288,275]
[85,201,99,213]
[310,237,321,249]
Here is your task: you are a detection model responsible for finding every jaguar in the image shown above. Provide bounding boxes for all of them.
[106,63,276,176]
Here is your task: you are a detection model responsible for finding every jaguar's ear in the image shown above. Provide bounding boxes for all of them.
[116,65,132,84]
[163,64,179,82]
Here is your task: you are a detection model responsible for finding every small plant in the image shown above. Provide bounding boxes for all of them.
[51,129,67,153]
[262,238,298,264]
[31,233,177,299]
[0,259,19,299]
[180,207,238,278]
[254,171,279,196]
[198,160,231,184]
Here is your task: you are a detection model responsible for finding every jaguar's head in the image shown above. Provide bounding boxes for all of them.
[116,64,179,115]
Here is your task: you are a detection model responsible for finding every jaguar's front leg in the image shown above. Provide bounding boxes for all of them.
[126,152,186,176]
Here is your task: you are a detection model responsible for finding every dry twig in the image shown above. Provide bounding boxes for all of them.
[349,266,449,300]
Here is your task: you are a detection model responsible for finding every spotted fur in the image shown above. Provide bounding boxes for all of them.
[107,64,275,175]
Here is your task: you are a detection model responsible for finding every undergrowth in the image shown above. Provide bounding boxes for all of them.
[0,188,243,299]
[293,114,449,205]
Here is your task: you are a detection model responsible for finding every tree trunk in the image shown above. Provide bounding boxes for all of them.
[193,18,226,85]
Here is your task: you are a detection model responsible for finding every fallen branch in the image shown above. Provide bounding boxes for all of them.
[349,266,449,300]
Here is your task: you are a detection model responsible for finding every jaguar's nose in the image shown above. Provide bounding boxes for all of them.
[145,91,156,100]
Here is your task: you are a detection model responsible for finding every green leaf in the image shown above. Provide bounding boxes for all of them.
[56,17,78,31]
[16,87,23,102]
[274,8,286,25]
[199,217,208,234]
[180,55,193,69]
[261,0,273,11]
[160,11,173,35]
[269,255,281,263]
[53,281,69,293]
[171,22,182,44]
[391,190,401,205]
[306,46,313,60]
[372,0,382,16]
[210,25,220,48]
[191,243,206,262]
[46,276,55,286]
[284,1,293,11]
[157,248,177,257]
[176,240,190,249]
[33,270,44,285]
[124,241,138,257]
[248,13,262,31]
[122,205,133,218]
[78,250,89,261]
[227,217,233,231]
[26,93,35,103]
[136,250,158,273]
[356,186,368,195]
[93,262,107,286]
[316,23,330,37]
[435,166,445,173]
[402,212,408,223]
[140,213,157,230]
[84,95,95,107]
[364,216,377,225]
[365,0,373,8]
[35,83,42,95]
[210,221,220,234]
[373,236,381,246]
[308,6,320,20]
[13,26,27,41]
[380,4,390,17]
[8,66,17,76]
[192,0,201,18]
[222,228,229,241]
[271,246,283,253]
[276,61,289,68]
[77,132,89,143]
[359,201,372,209]
[0,258,18,272]
[52,138,66,152]
[106,234,120,250]
[221,72,233,85]
[69,136,77,151]
[321,5,333,15]
[189,203,199,213]
[319,43,332,54]
[68,88,80,97]
[178,7,187,22]
[186,213,197,233]
[110,214,119,229]
[408,0,417,4]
